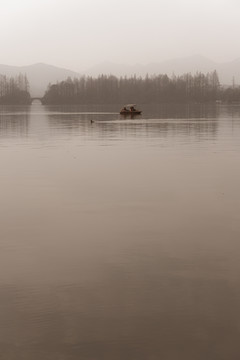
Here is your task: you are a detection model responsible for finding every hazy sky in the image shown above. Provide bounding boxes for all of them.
[1,0,239,71]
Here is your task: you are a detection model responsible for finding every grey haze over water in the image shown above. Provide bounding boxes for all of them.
[1,0,240,71]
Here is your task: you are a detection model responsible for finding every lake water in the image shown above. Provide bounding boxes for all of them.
[1,103,240,359]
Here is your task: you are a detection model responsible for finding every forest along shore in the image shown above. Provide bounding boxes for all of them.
[1,70,240,105]
[0,74,31,105]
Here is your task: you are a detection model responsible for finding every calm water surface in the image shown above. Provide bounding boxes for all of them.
[1,103,240,359]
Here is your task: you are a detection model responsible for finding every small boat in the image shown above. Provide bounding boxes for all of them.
[120,104,142,115]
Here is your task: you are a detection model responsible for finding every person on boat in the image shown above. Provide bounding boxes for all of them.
[130,106,136,112]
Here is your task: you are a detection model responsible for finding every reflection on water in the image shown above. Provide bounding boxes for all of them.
[1,103,240,359]
[0,105,30,139]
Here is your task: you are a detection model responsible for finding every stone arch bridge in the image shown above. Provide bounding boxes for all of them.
[31,97,43,104]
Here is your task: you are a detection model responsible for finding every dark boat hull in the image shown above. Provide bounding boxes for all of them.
[120,111,142,115]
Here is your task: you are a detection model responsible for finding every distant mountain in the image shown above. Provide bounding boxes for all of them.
[0,63,80,97]
[218,58,240,85]
[84,61,147,78]
[85,55,240,85]
[1,56,239,98]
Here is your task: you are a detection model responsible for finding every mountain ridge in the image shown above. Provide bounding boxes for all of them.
[0,63,80,97]
[84,55,239,84]
[0,56,239,96]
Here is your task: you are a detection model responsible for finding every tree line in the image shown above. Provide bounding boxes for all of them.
[1,71,240,105]
[0,74,31,104]
[42,71,223,104]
